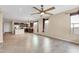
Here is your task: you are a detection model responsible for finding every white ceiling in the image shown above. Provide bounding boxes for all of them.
[0,5,79,22]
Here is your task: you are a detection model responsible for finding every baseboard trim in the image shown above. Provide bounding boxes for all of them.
[34,33,79,45]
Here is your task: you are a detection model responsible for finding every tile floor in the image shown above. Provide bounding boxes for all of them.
[0,33,79,53]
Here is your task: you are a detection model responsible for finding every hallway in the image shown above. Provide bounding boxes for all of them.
[0,33,79,53]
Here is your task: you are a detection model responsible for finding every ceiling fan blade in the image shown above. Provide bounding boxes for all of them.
[44,7,55,12]
[31,13,40,15]
[45,13,53,15]
[33,7,41,12]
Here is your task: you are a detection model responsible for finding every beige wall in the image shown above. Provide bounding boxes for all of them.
[38,18,43,34]
[48,13,79,43]
[0,13,3,43]
[34,9,79,44]
[34,18,47,35]
[3,20,14,34]
[3,22,12,33]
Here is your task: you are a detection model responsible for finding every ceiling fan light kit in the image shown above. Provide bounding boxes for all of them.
[40,12,45,15]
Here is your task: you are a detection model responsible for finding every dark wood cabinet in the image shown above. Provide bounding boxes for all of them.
[14,22,33,33]
[30,23,33,27]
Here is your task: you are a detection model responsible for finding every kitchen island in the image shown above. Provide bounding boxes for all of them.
[15,29,24,34]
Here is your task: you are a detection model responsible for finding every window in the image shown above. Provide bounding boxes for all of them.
[45,20,49,24]
[71,14,79,34]
[34,22,39,32]
[34,22,37,25]
[45,20,49,32]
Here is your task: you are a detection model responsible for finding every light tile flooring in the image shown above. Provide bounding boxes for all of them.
[0,33,79,53]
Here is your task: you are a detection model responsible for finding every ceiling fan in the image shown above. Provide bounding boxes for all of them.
[31,5,55,16]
